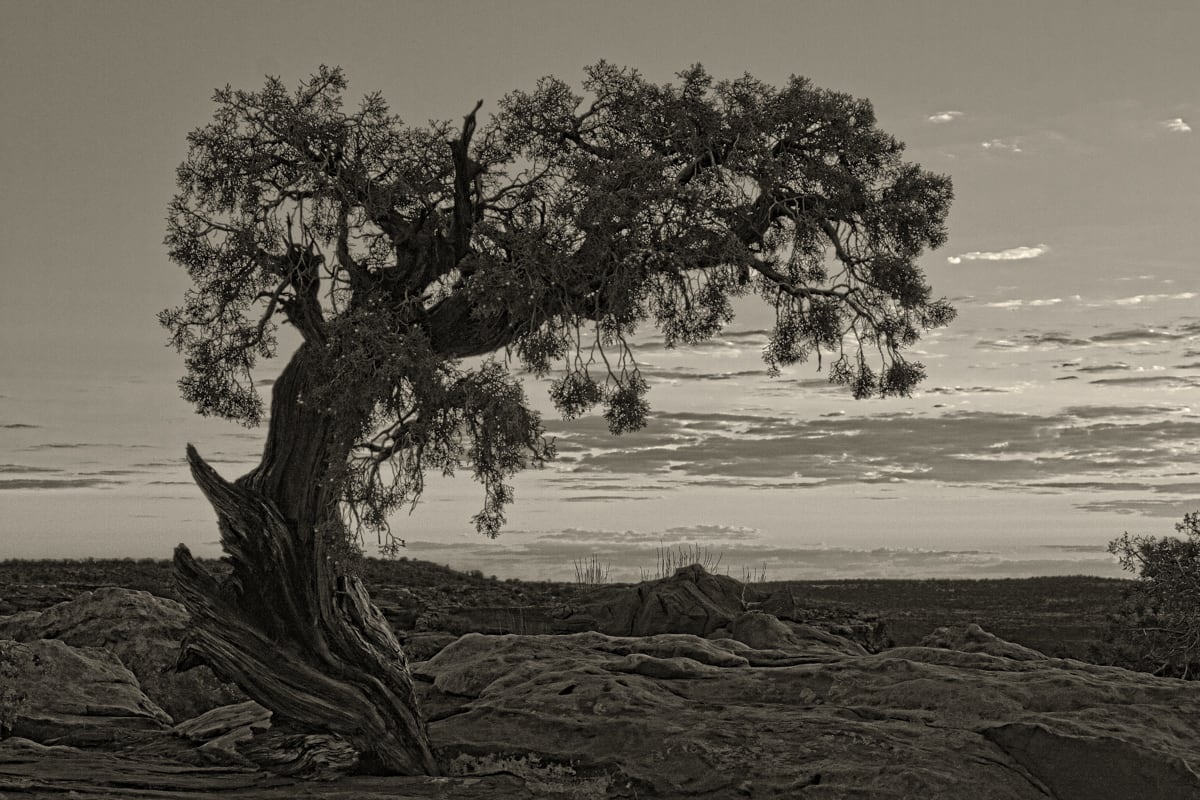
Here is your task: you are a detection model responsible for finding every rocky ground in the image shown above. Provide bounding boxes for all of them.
[1,559,1195,798]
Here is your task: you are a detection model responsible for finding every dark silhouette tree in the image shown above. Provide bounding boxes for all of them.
[162,63,954,774]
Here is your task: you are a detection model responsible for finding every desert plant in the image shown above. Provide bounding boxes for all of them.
[1104,511,1200,678]
[639,541,724,581]
[573,556,611,586]
[741,563,768,584]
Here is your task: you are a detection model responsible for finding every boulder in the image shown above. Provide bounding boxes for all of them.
[173,700,272,766]
[551,564,747,637]
[403,631,462,662]
[0,586,244,721]
[414,631,1200,799]
[719,610,867,656]
[0,638,171,746]
[760,586,893,651]
[920,622,1047,661]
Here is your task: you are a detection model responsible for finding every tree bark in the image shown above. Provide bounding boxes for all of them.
[172,344,438,775]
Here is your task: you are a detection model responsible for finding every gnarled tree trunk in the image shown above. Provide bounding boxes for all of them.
[172,344,437,775]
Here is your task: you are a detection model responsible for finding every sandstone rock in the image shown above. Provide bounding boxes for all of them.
[0,734,537,798]
[403,631,461,662]
[983,721,1200,800]
[551,564,747,637]
[173,700,272,766]
[414,631,1200,799]
[920,622,1047,661]
[0,586,244,721]
[759,586,893,651]
[0,638,171,746]
[721,610,867,656]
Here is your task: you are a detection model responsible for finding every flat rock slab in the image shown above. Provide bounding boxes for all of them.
[0,738,533,799]
[415,631,1200,799]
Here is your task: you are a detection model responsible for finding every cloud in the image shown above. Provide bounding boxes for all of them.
[553,408,1200,496]
[0,478,117,490]
[1161,118,1192,134]
[947,244,1049,264]
[984,298,1062,308]
[1090,327,1187,343]
[533,524,760,544]
[23,442,153,450]
[643,367,768,382]
[1089,375,1200,388]
[1074,363,1131,373]
[1104,292,1198,306]
[1070,407,1190,419]
[560,495,657,503]
[923,386,1010,395]
[1040,544,1114,553]
[928,110,964,124]
[975,331,1090,350]
[981,138,1023,153]
[1075,498,1198,518]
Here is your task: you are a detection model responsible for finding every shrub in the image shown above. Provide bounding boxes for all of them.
[1104,511,1200,678]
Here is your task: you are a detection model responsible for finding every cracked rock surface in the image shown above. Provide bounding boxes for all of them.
[414,629,1200,799]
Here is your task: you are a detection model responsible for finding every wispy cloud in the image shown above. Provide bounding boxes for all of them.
[985,298,1062,308]
[1161,118,1192,134]
[0,478,117,490]
[928,110,964,124]
[947,244,1050,265]
[975,331,1089,350]
[550,408,1200,498]
[1089,375,1200,388]
[0,464,60,474]
[981,138,1022,153]
[1103,292,1198,306]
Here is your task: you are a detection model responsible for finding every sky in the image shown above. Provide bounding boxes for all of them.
[2,1,1199,580]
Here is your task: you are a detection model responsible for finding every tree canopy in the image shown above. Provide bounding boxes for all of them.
[162,63,954,547]
[1105,513,1200,678]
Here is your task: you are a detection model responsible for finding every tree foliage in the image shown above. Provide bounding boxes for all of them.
[1104,513,1200,678]
[161,64,954,550]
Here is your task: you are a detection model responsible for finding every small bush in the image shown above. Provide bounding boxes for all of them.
[1104,511,1200,678]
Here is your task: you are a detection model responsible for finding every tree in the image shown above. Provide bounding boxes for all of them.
[1105,513,1200,678]
[162,63,954,774]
